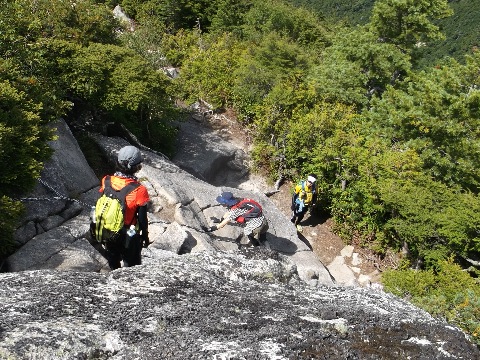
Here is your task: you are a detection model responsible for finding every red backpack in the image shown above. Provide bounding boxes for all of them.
[231,199,263,223]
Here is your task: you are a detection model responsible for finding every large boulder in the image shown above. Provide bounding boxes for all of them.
[0,251,478,359]
[7,120,106,272]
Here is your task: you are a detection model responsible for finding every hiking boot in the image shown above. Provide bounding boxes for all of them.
[296,224,303,233]
[290,217,295,223]
[247,235,260,247]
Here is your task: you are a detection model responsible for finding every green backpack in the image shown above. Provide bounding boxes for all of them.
[92,176,140,244]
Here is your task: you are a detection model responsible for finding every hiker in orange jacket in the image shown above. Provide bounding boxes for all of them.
[99,145,150,269]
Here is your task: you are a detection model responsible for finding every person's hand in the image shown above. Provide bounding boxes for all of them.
[210,217,221,224]
[202,225,218,232]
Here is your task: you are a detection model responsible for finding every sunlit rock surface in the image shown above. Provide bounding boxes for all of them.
[1,251,477,359]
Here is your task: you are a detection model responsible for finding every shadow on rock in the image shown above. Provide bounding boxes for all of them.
[296,232,313,251]
[267,235,298,255]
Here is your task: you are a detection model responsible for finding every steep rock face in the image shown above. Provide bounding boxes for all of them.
[7,122,332,286]
[1,251,478,359]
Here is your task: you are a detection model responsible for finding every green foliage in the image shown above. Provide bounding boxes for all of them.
[118,16,170,69]
[378,176,480,260]
[119,0,214,31]
[291,0,480,69]
[0,196,24,258]
[158,29,204,68]
[369,0,453,54]
[0,75,55,194]
[287,0,375,25]
[0,1,79,257]
[232,32,312,119]
[417,0,480,67]
[324,52,480,255]
[35,39,178,155]
[365,54,480,192]
[308,26,411,108]
[383,259,480,345]
[6,0,119,46]
[173,32,245,108]
[240,0,330,48]
[208,0,254,36]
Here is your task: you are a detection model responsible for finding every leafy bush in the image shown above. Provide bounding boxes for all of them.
[119,0,214,31]
[379,176,480,261]
[37,39,179,155]
[383,259,480,345]
[240,0,330,47]
[232,32,312,120]
[8,0,119,46]
[0,197,24,259]
[173,32,245,108]
[308,26,411,109]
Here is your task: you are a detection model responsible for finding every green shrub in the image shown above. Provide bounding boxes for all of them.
[383,259,480,345]
[173,32,245,108]
[0,196,23,258]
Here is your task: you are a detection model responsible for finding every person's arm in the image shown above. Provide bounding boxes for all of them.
[216,212,231,229]
[204,211,231,232]
[137,205,149,247]
[291,190,299,211]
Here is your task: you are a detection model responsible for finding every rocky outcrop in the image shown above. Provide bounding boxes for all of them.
[8,119,107,272]
[1,251,478,359]
[3,119,479,357]
[7,119,332,286]
[91,133,332,285]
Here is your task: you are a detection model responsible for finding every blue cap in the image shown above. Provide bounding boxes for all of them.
[216,192,239,207]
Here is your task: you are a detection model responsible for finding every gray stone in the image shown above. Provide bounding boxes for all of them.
[59,201,84,221]
[13,221,37,246]
[327,256,359,287]
[150,222,187,253]
[39,237,108,272]
[41,118,98,198]
[40,215,65,231]
[0,252,477,359]
[6,227,76,272]
[172,118,247,184]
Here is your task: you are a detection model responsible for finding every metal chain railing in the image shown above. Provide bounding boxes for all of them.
[16,178,94,209]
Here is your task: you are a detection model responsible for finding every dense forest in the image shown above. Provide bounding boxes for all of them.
[0,0,478,345]
[288,0,480,68]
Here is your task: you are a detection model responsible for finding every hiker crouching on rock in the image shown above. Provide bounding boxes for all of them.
[99,146,150,269]
[203,192,269,247]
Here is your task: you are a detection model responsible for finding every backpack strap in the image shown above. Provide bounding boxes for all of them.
[233,199,263,223]
[301,180,316,194]
[101,175,141,224]
[103,176,140,209]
